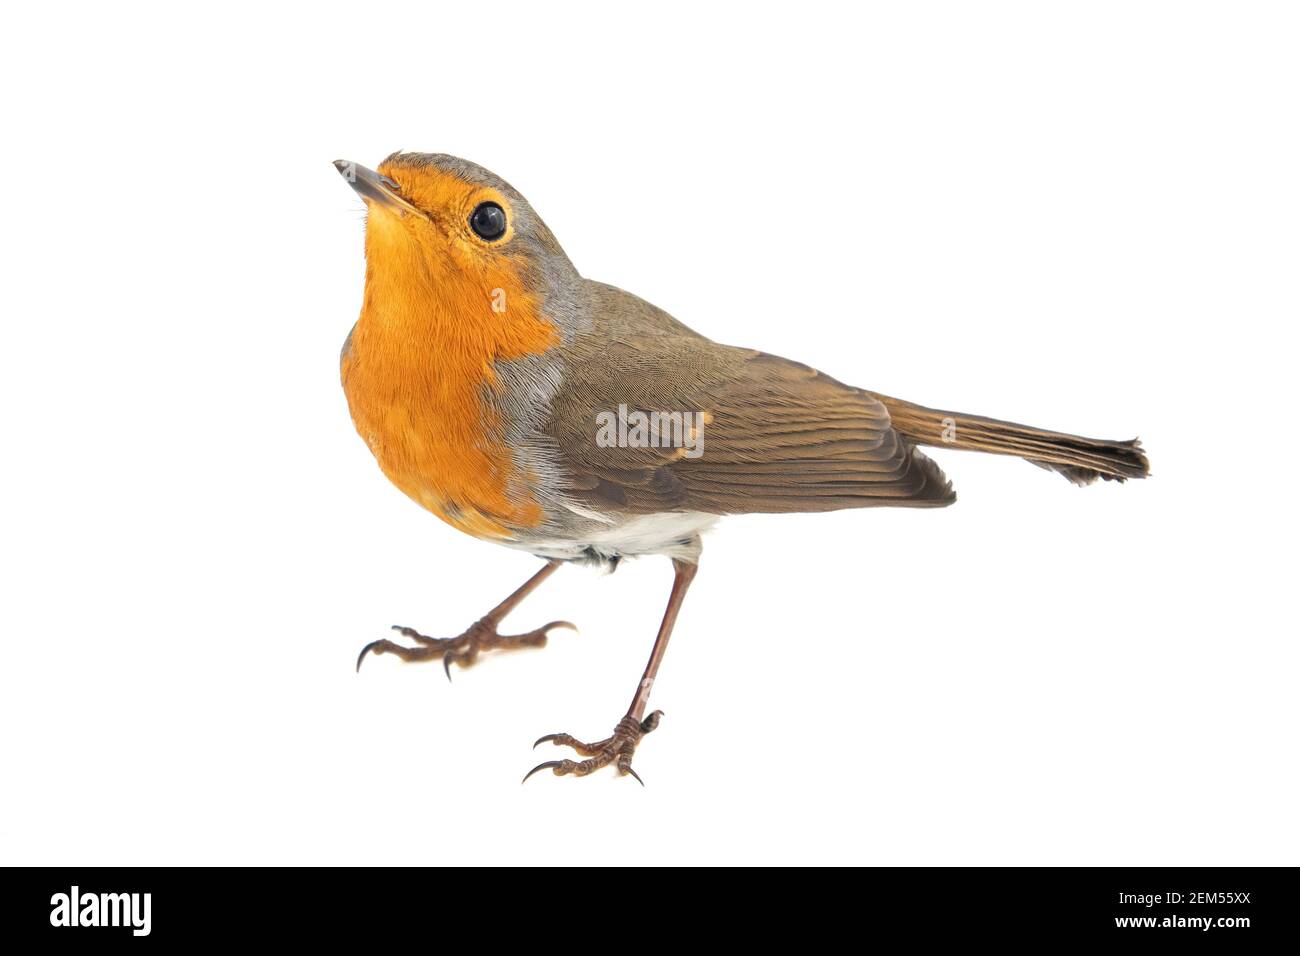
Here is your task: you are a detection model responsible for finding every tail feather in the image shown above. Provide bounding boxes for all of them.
[867,393,1149,486]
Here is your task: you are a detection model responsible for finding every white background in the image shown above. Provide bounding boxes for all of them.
[2,2,1296,866]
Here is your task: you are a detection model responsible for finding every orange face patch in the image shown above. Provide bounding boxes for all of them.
[341,163,557,537]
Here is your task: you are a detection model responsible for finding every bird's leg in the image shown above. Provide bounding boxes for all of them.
[525,558,698,785]
[356,559,573,680]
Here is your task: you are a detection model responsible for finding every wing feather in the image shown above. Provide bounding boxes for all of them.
[544,333,955,516]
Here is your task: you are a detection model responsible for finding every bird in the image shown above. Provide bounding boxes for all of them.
[334,153,1149,784]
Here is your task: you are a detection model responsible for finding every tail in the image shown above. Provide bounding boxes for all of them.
[867,393,1149,486]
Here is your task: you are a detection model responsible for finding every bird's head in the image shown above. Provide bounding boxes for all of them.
[334,152,575,339]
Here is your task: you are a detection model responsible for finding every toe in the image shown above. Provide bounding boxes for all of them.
[390,625,446,647]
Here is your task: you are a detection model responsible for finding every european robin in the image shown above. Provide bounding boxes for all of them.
[335,153,1149,783]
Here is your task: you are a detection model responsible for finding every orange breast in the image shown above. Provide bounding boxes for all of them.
[341,213,558,539]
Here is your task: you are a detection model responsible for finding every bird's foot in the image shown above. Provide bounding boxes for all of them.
[523,711,663,785]
[356,617,575,680]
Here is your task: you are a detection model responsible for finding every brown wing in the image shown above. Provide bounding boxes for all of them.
[544,334,955,515]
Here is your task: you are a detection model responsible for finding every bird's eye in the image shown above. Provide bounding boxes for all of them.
[469,201,507,241]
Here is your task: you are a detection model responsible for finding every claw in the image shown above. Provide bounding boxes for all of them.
[532,733,561,750]
[355,640,382,673]
[522,761,563,784]
[624,766,645,787]
[443,651,455,682]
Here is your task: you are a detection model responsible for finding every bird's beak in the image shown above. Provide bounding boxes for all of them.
[333,159,423,217]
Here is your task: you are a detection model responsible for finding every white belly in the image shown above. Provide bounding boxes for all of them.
[507,511,720,564]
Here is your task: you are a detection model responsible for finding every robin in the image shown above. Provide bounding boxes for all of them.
[335,153,1149,784]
